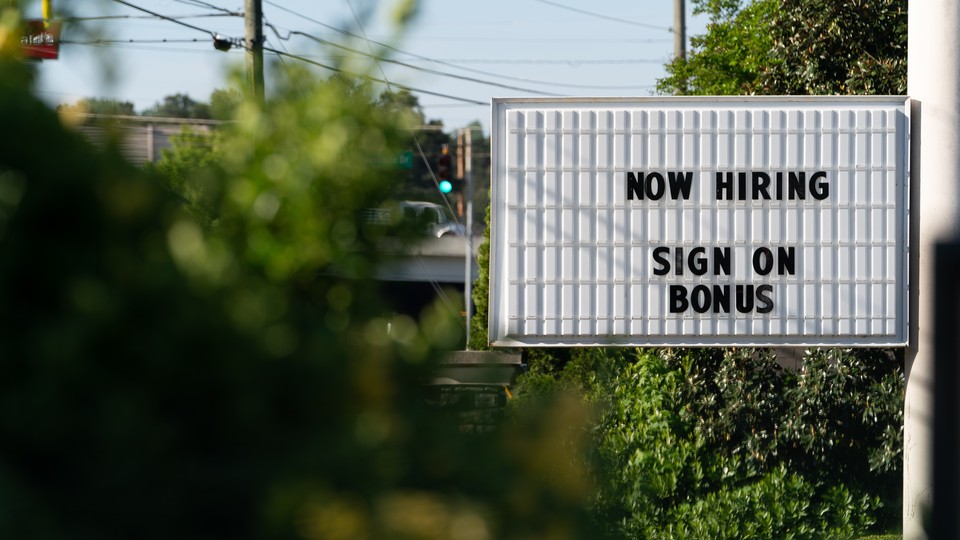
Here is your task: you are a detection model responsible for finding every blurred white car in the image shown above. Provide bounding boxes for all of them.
[362,200,464,238]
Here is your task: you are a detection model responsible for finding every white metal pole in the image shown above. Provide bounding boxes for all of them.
[905,0,960,537]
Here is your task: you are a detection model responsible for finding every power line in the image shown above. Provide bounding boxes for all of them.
[261,3,653,92]
[530,0,671,31]
[395,57,656,90]
[64,42,238,55]
[170,0,240,15]
[283,26,655,90]
[399,36,674,44]
[262,46,487,106]
[289,30,562,97]
[62,38,214,44]
[63,13,241,21]
[413,58,664,65]
[94,2,491,107]
[109,0,218,37]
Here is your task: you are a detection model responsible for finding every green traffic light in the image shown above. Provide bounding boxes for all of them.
[439,180,453,193]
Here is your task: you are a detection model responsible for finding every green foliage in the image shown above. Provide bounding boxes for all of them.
[57,97,136,116]
[761,0,907,95]
[658,0,778,95]
[0,28,603,540]
[209,88,243,121]
[571,348,902,538]
[467,203,491,350]
[146,127,223,226]
[142,92,212,119]
[659,0,907,96]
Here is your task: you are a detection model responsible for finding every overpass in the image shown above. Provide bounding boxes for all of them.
[370,235,481,326]
[375,235,479,285]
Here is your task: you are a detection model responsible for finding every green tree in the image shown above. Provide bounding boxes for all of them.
[209,87,242,121]
[142,92,211,119]
[760,0,907,95]
[146,127,223,225]
[658,0,777,95]
[57,96,136,116]
[0,9,604,539]
[658,0,907,96]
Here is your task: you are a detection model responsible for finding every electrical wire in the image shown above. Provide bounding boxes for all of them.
[397,58,656,90]
[105,0,490,107]
[289,30,562,97]
[262,3,651,92]
[62,13,241,21]
[530,0,672,31]
[61,38,214,44]
[66,42,237,54]
[170,0,240,14]
[109,0,218,37]
[262,46,487,106]
[414,58,664,65]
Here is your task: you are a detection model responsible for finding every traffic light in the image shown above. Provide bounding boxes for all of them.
[437,144,452,183]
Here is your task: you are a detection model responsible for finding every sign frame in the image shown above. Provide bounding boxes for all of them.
[488,96,910,348]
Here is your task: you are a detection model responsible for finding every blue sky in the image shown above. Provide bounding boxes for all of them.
[30,0,708,133]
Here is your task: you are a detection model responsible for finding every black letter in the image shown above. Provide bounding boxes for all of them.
[809,171,829,200]
[714,247,731,276]
[735,284,755,313]
[626,172,644,200]
[756,284,774,313]
[788,171,805,200]
[712,284,730,313]
[777,246,796,275]
[652,247,670,275]
[670,285,689,313]
[753,247,774,276]
[691,285,711,313]
[738,172,747,200]
[646,172,665,200]
[752,172,771,200]
[668,171,694,199]
[716,172,733,200]
[689,246,707,276]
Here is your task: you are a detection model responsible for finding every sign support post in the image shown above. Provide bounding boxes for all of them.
[905,1,960,537]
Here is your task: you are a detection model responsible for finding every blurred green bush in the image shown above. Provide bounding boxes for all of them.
[0,17,602,540]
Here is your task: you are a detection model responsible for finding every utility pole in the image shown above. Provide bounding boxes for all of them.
[673,0,685,60]
[905,0,960,537]
[244,0,264,104]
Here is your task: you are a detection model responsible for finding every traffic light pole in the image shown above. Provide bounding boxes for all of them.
[462,128,474,349]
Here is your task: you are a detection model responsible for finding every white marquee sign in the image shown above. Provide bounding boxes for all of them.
[489,97,909,347]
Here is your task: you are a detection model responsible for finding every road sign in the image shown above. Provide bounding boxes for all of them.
[21,20,61,60]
